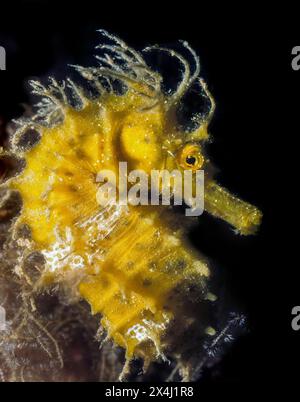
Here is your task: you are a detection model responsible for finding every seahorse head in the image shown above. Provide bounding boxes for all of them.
[67,32,214,211]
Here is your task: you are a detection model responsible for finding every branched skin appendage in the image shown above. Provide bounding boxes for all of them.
[0,31,262,380]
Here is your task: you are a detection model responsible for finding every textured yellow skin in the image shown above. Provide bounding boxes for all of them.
[8,91,212,360]
[7,52,262,365]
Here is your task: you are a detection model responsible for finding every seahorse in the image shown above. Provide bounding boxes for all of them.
[0,30,262,380]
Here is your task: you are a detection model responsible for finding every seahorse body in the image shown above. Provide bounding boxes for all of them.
[1,31,262,376]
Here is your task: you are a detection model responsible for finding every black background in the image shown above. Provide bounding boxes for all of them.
[0,0,298,393]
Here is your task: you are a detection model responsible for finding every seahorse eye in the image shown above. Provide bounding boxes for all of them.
[185,155,196,166]
[178,143,204,171]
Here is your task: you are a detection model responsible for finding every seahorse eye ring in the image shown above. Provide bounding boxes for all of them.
[178,143,205,170]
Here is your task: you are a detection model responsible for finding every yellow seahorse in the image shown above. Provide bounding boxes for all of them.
[1,30,261,377]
